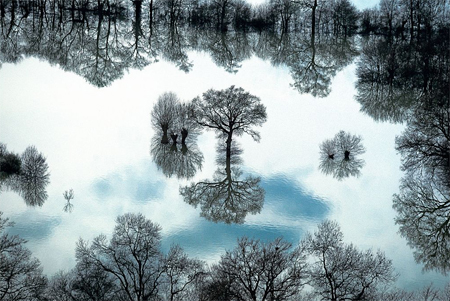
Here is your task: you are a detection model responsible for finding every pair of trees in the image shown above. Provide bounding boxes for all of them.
[319,131,366,180]
[150,92,204,180]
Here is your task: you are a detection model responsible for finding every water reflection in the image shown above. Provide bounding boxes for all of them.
[318,131,365,180]
[63,189,75,213]
[355,24,450,274]
[0,0,357,95]
[180,141,264,224]
[150,136,203,180]
[393,105,450,274]
[150,92,204,179]
[356,30,449,123]
[0,143,50,207]
[260,32,359,97]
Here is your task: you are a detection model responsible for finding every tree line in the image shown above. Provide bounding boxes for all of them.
[355,5,449,274]
[0,0,361,34]
[0,0,359,91]
[3,210,450,301]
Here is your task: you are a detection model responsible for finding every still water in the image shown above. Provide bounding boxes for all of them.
[0,21,449,292]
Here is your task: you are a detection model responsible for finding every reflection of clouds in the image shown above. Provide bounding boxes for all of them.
[162,219,303,265]
[260,174,330,221]
[91,163,165,203]
[169,172,330,263]
[6,211,61,241]
[1,42,448,290]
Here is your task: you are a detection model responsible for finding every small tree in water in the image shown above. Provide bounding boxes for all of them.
[319,131,365,180]
[191,85,267,160]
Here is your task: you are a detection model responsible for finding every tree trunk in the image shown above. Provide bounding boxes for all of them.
[181,128,188,144]
[311,0,317,39]
[171,133,178,144]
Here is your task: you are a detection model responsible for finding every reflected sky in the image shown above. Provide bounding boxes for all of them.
[1,50,449,291]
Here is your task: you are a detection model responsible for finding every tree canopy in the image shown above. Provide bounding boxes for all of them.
[191,85,267,142]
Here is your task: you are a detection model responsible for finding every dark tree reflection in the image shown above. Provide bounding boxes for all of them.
[197,29,252,73]
[150,134,203,180]
[0,1,357,93]
[355,14,450,273]
[356,29,449,123]
[0,144,50,207]
[161,24,193,73]
[180,141,264,224]
[319,131,365,180]
[253,31,358,97]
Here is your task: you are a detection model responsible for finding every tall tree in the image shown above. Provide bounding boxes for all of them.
[160,245,206,301]
[303,221,396,301]
[76,213,164,301]
[191,85,267,160]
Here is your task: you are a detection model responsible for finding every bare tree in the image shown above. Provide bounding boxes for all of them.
[63,189,75,213]
[393,105,450,274]
[174,101,203,145]
[393,172,450,274]
[191,85,267,160]
[302,221,396,301]
[205,237,307,301]
[0,212,48,301]
[160,245,206,301]
[75,213,164,301]
[151,92,180,144]
[45,270,77,301]
[17,146,50,207]
[395,106,450,188]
